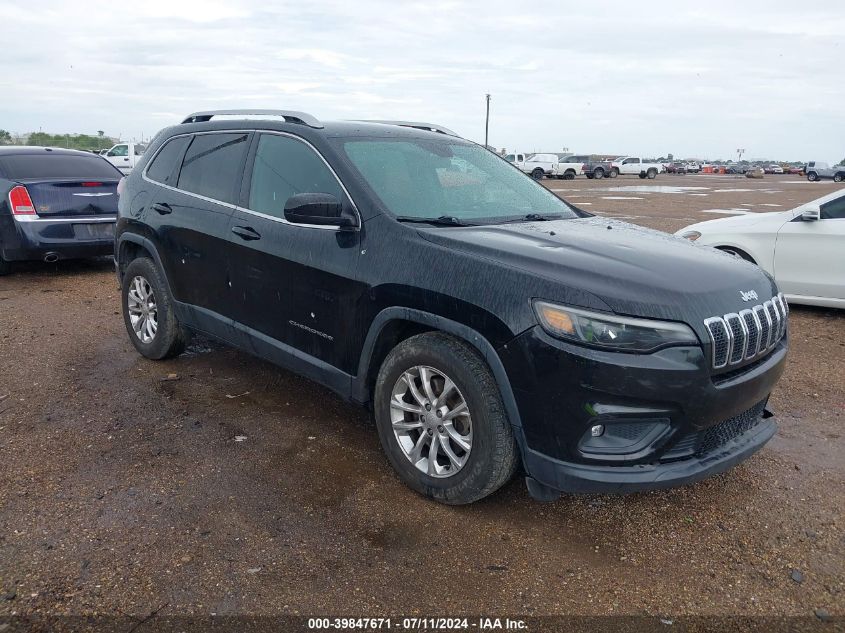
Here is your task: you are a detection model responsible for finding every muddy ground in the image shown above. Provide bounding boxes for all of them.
[0,174,842,625]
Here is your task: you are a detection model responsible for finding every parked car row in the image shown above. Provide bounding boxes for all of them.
[509,153,665,180]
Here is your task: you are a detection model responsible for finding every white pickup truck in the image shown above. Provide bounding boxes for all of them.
[551,155,590,180]
[610,156,663,179]
[520,153,561,179]
[104,142,147,174]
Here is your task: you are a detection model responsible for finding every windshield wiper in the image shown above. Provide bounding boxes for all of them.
[493,213,566,224]
[395,215,475,227]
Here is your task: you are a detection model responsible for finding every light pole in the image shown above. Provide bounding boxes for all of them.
[484,94,491,149]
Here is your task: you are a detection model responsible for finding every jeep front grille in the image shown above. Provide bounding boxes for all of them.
[704,293,788,369]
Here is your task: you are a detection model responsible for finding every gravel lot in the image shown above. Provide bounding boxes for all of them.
[0,174,842,626]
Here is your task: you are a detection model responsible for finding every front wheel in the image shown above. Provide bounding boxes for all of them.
[531,168,544,180]
[0,255,10,276]
[609,168,619,178]
[373,332,518,505]
[647,169,657,179]
[834,173,843,183]
[122,257,189,360]
[593,168,605,180]
[807,172,818,182]
[563,170,575,180]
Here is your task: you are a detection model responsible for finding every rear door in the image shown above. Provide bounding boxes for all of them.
[146,131,251,326]
[226,131,363,372]
[774,197,845,300]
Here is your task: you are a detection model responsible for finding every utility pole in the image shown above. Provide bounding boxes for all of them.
[484,94,491,149]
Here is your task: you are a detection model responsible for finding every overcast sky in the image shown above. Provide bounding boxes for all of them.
[1,1,843,161]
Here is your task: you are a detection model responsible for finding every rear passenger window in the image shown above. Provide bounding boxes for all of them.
[248,134,344,218]
[177,133,249,204]
[146,136,190,186]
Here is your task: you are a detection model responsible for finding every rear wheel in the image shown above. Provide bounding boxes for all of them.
[0,255,10,276]
[373,332,518,505]
[807,172,818,182]
[647,168,657,179]
[563,170,575,180]
[834,173,843,183]
[531,168,544,180]
[609,168,619,178]
[122,257,188,360]
[593,168,605,180]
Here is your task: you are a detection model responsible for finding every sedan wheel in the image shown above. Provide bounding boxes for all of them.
[389,365,472,478]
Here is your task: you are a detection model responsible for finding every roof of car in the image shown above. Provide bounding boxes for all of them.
[0,146,102,157]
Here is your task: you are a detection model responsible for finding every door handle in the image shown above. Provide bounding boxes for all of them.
[151,203,172,215]
[232,225,261,241]
[123,158,129,161]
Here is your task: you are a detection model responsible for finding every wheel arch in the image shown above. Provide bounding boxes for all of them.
[353,308,525,435]
[116,233,171,292]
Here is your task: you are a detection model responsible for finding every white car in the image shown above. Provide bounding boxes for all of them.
[676,190,845,308]
[521,153,560,179]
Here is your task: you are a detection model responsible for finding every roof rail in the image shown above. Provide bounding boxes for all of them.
[358,120,459,137]
[181,109,323,129]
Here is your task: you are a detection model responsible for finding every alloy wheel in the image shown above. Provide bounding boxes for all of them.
[389,365,472,478]
[127,275,158,343]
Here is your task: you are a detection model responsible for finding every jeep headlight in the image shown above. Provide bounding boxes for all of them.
[679,230,701,241]
[534,301,698,352]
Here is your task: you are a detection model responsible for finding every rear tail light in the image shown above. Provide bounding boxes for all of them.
[8,185,36,216]
[116,177,126,197]
[582,163,589,171]
[81,182,103,187]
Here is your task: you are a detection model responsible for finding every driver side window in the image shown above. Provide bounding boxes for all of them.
[248,134,345,219]
[821,197,845,220]
[108,145,128,157]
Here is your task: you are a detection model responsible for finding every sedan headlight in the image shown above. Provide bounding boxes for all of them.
[534,301,699,352]
[679,230,701,241]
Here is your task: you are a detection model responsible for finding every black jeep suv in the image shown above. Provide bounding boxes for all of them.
[115,110,788,504]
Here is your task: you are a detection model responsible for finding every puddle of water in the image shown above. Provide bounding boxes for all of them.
[701,208,755,215]
[602,196,644,200]
[595,185,710,194]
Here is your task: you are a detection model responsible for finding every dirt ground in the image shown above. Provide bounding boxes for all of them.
[0,174,843,626]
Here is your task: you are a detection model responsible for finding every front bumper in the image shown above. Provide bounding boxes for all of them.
[499,325,787,495]
[0,214,115,262]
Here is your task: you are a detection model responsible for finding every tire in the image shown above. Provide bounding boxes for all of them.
[593,168,605,180]
[531,168,544,180]
[121,257,188,360]
[0,255,10,276]
[563,170,575,180]
[586,174,594,179]
[834,173,843,183]
[373,332,518,505]
[717,246,756,264]
[609,168,619,178]
[807,172,818,182]
[647,169,657,179]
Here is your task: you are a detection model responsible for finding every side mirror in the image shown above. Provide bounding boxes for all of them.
[801,206,821,222]
[284,193,358,230]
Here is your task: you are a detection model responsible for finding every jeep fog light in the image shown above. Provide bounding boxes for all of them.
[534,301,698,352]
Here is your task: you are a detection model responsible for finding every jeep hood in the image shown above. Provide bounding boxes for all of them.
[419,217,779,324]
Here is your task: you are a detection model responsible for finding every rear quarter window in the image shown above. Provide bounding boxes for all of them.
[145,136,191,186]
[0,154,123,180]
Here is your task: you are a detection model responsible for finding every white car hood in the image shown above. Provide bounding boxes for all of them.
[680,209,799,233]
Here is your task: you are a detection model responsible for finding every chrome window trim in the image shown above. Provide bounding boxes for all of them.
[141,129,361,232]
[724,312,748,365]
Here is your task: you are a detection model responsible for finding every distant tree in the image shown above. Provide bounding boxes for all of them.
[0,129,12,145]
[97,130,104,137]
[26,131,113,151]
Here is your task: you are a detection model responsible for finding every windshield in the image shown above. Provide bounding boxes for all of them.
[340,138,577,223]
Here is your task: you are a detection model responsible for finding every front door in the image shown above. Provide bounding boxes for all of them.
[226,132,365,374]
[775,198,845,300]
